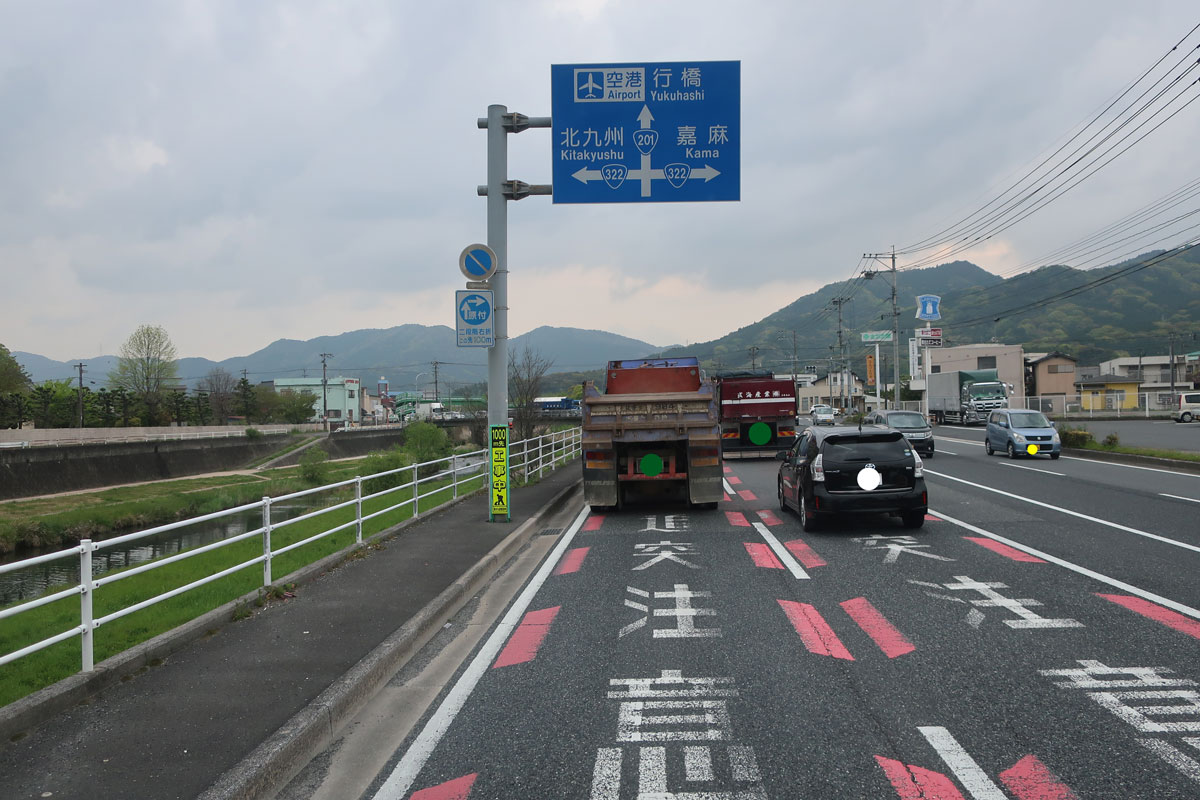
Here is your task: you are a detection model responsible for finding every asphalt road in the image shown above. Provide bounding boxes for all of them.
[295,432,1200,799]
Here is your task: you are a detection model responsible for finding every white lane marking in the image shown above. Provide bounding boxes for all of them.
[371,505,591,800]
[1161,493,1200,503]
[925,469,1200,555]
[937,450,958,456]
[1000,462,1065,476]
[591,748,622,800]
[752,522,809,579]
[939,434,1200,478]
[928,509,1200,621]
[722,478,735,494]
[684,746,713,781]
[1138,738,1200,783]
[918,726,1007,799]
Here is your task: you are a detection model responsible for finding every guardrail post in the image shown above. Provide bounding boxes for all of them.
[452,455,459,499]
[412,464,420,518]
[80,539,95,672]
[355,477,363,544]
[262,497,273,587]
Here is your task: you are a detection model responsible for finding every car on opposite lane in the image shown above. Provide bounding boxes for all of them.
[863,409,935,457]
[808,404,836,425]
[984,408,1062,459]
[777,425,928,531]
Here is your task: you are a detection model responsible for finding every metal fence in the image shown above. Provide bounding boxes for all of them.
[0,427,580,675]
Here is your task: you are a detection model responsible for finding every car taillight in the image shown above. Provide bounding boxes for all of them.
[585,450,614,470]
[811,453,825,482]
[913,451,924,478]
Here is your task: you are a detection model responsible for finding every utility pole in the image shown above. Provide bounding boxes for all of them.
[319,353,333,431]
[432,360,441,403]
[864,247,900,408]
[829,298,847,410]
[74,362,85,428]
[747,346,760,370]
[1168,333,1178,399]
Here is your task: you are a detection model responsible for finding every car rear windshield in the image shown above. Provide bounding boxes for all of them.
[885,412,927,427]
[821,434,910,462]
[1009,411,1050,428]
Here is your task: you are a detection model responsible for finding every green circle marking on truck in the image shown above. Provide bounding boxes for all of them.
[640,453,664,477]
[748,422,772,446]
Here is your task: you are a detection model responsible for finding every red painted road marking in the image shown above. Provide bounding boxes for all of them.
[875,756,966,799]
[999,754,1080,800]
[737,489,758,501]
[784,538,827,569]
[725,511,751,527]
[925,514,939,521]
[755,509,783,526]
[409,772,478,800]
[583,515,605,532]
[778,600,853,660]
[727,475,743,485]
[723,466,732,474]
[1097,593,1200,641]
[841,597,915,659]
[492,606,560,668]
[964,536,1048,563]
[744,542,783,569]
[553,547,589,576]
[723,492,732,502]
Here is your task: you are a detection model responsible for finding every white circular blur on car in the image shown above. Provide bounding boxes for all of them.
[857,466,882,491]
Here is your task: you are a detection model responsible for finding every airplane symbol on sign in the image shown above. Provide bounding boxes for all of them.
[577,71,602,99]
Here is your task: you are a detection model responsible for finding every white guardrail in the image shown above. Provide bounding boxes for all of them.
[0,426,297,449]
[0,427,581,674]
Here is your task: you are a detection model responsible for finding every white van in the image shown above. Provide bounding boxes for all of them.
[1175,391,1200,423]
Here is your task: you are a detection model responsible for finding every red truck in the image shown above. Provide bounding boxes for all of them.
[581,357,723,510]
[714,370,798,457]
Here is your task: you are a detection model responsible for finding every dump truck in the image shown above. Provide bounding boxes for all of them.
[581,357,723,510]
[714,370,798,457]
[927,369,1010,425]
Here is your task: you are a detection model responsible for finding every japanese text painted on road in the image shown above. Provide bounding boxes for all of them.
[489,425,509,521]
[551,61,740,203]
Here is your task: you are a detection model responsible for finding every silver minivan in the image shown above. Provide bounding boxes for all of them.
[1175,391,1200,423]
[984,409,1061,459]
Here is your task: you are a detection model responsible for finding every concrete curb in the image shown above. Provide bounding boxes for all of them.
[1061,447,1200,474]
[0,485,485,744]
[197,476,583,800]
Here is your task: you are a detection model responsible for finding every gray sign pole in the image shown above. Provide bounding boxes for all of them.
[484,104,509,433]
[477,105,552,519]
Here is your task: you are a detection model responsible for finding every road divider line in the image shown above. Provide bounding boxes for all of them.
[1000,462,1065,476]
[722,479,735,495]
[1096,593,1200,641]
[918,726,1008,800]
[552,547,590,576]
[1160,492,1200,504]
[840,597,915,658]
[929,509,1200,621]
[784,538,827,569]
[963,537,1047,563]
[370,505,590,800]
[778,600,852,659]
[925,469,1200,555]
[743,542,783,569]
[753,522,809,579]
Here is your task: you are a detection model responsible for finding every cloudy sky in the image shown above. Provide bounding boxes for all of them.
[3,1,1198,362]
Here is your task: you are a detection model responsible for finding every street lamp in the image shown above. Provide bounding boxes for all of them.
[414,372,428,399]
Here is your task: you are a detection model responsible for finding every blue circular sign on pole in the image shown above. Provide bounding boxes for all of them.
[459,243,498,282]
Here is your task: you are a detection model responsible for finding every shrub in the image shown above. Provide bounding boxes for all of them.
[1103,432,1120,448]
[298,446,330,485]
[361,445,413,494]
[1058,427,1093,448]
[404,422,451,476]
[245,427,262,440]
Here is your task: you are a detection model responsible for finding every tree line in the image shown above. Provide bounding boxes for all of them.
[1,326,319,430]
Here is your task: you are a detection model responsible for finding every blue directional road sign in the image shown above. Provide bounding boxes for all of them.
[456,290,494,348]
[551,61,740,203]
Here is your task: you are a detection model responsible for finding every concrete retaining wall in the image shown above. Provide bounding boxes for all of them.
[0,436,302,500]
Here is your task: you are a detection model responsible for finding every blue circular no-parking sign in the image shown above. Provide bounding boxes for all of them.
[459,243,498,281]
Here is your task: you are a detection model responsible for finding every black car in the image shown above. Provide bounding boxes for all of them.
[776,425,928,531]
[862,409,935,457]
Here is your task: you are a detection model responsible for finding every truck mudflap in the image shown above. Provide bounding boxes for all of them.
[583,435,619,508]
[720,421,796,457]
[686,438,723,505]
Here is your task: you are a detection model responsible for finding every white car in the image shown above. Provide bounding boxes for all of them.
[809,405,836,425]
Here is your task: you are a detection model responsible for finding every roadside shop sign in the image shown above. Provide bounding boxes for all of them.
[490,425,509,521]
